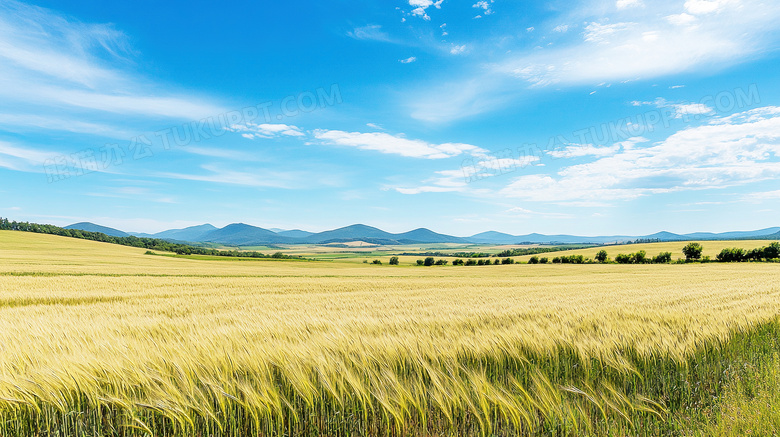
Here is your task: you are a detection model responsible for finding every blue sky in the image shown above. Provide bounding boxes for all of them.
[1,0,780,236]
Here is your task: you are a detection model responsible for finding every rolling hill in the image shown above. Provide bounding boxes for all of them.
[64,222,128,237]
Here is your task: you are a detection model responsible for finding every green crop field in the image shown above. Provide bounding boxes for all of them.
[1,231,779,436]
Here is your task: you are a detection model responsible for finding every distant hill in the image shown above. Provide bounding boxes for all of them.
[63,221,779,246]
[64,222,128,237]
[301,224,465,244]
[276,229,314,239]
[153,224,217,242]
[199,223,297,245]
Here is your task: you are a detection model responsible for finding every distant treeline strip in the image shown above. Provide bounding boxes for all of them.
[0,218,300,259]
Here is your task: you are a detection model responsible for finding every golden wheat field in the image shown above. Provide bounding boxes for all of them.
[1,231,779,436]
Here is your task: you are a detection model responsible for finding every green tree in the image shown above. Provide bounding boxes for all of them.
[528,256,539,264]
[372,259,382,265]
[424,257,435,266]
[652,252,672,263]
[682,242,703,261]
[416,259,424,266]
[389,256,399,265]
[595,250,608,263]
[764,242,780,260]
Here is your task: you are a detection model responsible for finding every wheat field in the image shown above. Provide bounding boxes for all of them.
[1,231,779,436]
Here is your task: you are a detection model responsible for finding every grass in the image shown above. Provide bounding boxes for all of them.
[1,230,780,436]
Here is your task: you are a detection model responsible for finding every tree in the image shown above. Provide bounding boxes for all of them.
[528,256,539,264]
[389,256,399,265]
[372,259,382,264]
[652,252,672,263]
[631,250,647,264]
[682,242,703,261]
[539,257,548,264]
[615,253,631,264]
[501,258,514,265]
[452,259,464,266]
[424,257,435,266]
[595,250,608,263]
[465,259,477,266]
[717,248,746,263]
[764,242,780,260]
[416,259,424,266]
[435,259,448,265]
[552,257,561,263]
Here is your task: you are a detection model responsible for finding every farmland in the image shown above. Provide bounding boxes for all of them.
[1,231,779,436]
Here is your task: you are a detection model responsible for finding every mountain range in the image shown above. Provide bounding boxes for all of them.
[62,222,780,246]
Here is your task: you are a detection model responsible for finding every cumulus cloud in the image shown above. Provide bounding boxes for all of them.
[499,106,780,202]
[399,56,417,63]
[408,0,444,20]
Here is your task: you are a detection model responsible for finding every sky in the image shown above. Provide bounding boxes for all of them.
[1,0,780,236]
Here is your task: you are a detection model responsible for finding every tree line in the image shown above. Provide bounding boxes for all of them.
[0,218,300,260]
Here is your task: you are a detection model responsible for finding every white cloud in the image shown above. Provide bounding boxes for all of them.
[666,13,697,26]
[526,27,535,32]
[312,130,487,159]
[347,24,395,42]
[450,44,466,55]
[0,0,224,119]
[500,106,780,202]
[548,144,622,159]
[228,123,305,139]
[472,1,494,15]
[633,97,714,119]
[584,22,635,43]
[408,0,443,20]
[399,56,417,63]
[684,0,730,14]
[553,24,570,33]
[616,0,644,9]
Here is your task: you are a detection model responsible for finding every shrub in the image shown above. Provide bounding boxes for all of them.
[501,258,514,265]
[683,242,703,261]
[631,250,647,264]
[416,259,424,266]
[595,250,608,263]
[493,259,500,265]
[764,242,780,260]
[717,248,747,263]
[389,256,399,265]
[424,257,435,266]
[528,256,539,264]
[452,259,464,266]
[465,259,477,266]
[144,250,155,255]
[615,253,632,264]
[552,257,561,264]
[372,259,382,265]
[652,252,672,264]
[435,259,448,265]
[539,257,548,264]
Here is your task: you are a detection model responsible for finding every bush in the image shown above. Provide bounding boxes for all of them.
[493,259,500,265]
[717,248,747,263]
[435,259,448,265]
[452,259,464,266]
[372,259,382,265]
[416,259,424,266]
[424,257,435,266]
[764,242,780,260]
[465,259,477,266]
[501,258,514,265]
[539,257,548,264]
[631,250,647,264]
[595,250,608,263]
[652,252,672,263]
[528,256,539,264]
[615,253,632,264]
[683,242,703,261]
[552,257,561,264]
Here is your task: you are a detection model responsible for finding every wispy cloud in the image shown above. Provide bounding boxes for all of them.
[399,56,417,64]
[312,129,488,159]
[228,123,305,139]
[0,0,224,121]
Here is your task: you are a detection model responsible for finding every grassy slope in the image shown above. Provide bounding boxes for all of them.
[1,231,780,436]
